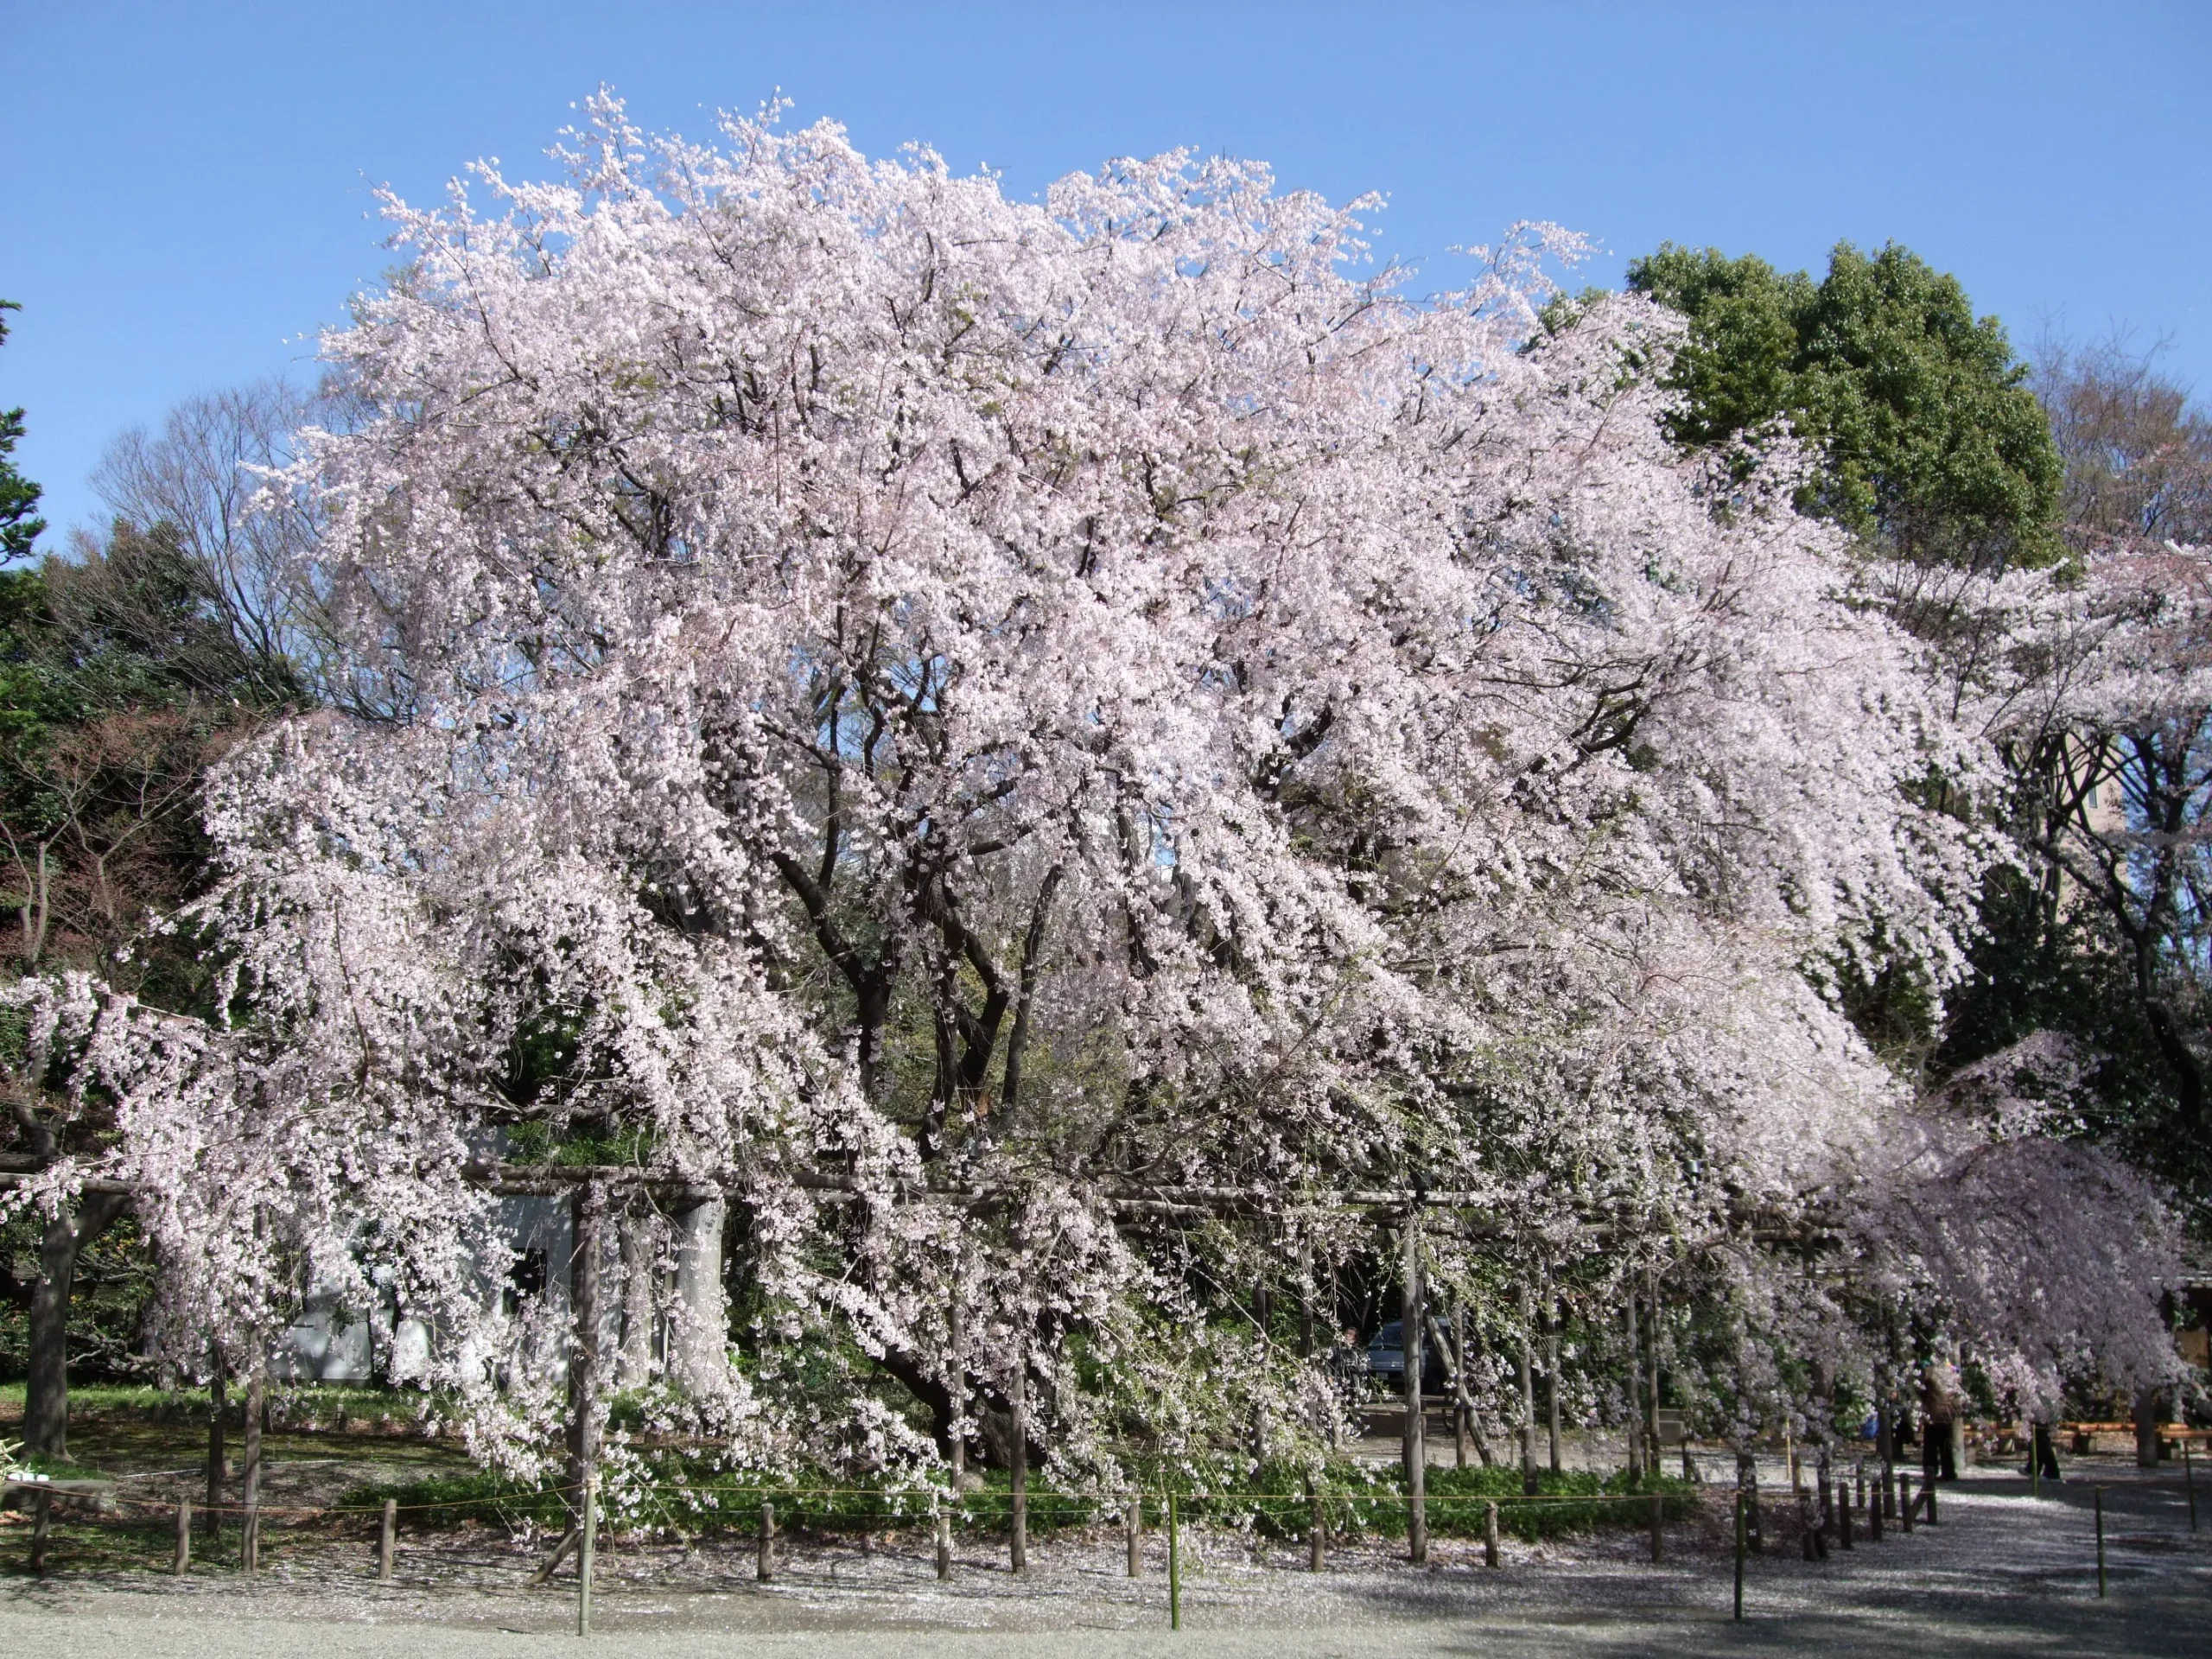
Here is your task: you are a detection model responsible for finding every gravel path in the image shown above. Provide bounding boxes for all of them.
[2,1462,2206,1656]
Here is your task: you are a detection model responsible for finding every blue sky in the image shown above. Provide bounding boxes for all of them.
[3,1,2208,543]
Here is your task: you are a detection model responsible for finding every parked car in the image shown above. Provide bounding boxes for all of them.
[1363,1320,1447,1394]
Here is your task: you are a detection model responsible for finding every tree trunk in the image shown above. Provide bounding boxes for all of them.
[615,1205,658,1390]
[670,1198,727,1394]
[22,1190,129,1459]
[566,1183,607,1495]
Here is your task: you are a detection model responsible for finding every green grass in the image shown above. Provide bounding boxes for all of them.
[0,1380,450,1428]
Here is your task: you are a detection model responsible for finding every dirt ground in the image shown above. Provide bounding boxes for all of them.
[3,1446,2208,1657]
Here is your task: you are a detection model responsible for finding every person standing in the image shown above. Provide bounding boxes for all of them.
[2024,1419,2062,1483]
[1920,1360,1961,1483]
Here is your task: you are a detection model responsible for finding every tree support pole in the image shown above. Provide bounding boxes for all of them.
[1402,1211,1426,1564]
[240,1357,265,1576]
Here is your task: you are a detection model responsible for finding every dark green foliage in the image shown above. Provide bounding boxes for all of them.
[0,302,41,563]
[1941,865,2212,1217]
[338,1454,1693,1545]
[1628,242,2062,570]
[0,1209,159,1383]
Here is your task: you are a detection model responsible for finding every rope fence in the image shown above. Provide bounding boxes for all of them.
[7,1459,2202,1631]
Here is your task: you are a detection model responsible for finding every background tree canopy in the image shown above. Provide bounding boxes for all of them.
[1626,240,2063,572]
[0,302,44,564]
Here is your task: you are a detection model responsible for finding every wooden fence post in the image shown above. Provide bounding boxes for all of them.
[2094,1485,2106,1599]
[1306,1485,1324,1572]
[1649,1491,1662,1563]
[378,1497,396,1582]
[1484,1500,1500,1567]
[174,1497,191,1576]
[576,1468,596,1637]
[757,1501,774,1583]
[937,1492,953,1581]
[1837,1478,1853,1550]
[1167,1491,1181,1630]
[1127,1492,1143,1577]
[2186,1439,2199,1533]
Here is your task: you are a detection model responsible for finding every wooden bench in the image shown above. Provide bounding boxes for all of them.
[2057,1421,2211,1455]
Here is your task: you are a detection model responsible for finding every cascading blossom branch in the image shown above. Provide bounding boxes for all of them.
[6,95,2181,1477]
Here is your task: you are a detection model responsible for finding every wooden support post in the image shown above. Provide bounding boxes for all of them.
[2094,1485,2106,1599]
[1732,1491,1745,1621]
[757,1501,774,1583]
[378,1497,396,1582]
[577,1469,596,1637]
[566,1183,607,1522]
[1798,1490,1821,1560]
[1483,1499,1500,1567]
[1453,1303,1472,1471]
[1543,1271,1560,1477]
[1624,1293,1643,1481]
[1925,1477,1939,1526]
[1167,1491,1181,1630]
[205,1371,226,1541]
[1402,1214,1427,1564]
[241,1360,265,1576]
[1127,1493,1143,1578]
[1837,1479,1853,1550]
[1518,1281,1538,1496]
[1648,1491,1662,1563]
[947,1283,967,1492]
[174,1497,192,1576]
[1868,1474,1883,1542]
[1009,1353,1029,1576]
[1737,1452,1761,1554]
[1306,1484,1324,1572]
[937,1492,953,1581]
[1298,1241,1315,1361]
[1899,1470,1914,1535]
[29,1487,52,1579]
[1645,1270,1662,1475]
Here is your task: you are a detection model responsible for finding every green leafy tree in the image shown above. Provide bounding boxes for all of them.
[0,302,44,563]
[1,385,321,1455]
[1627,241,2063,571]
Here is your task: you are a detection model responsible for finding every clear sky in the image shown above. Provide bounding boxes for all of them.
[3,1,2208,543]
